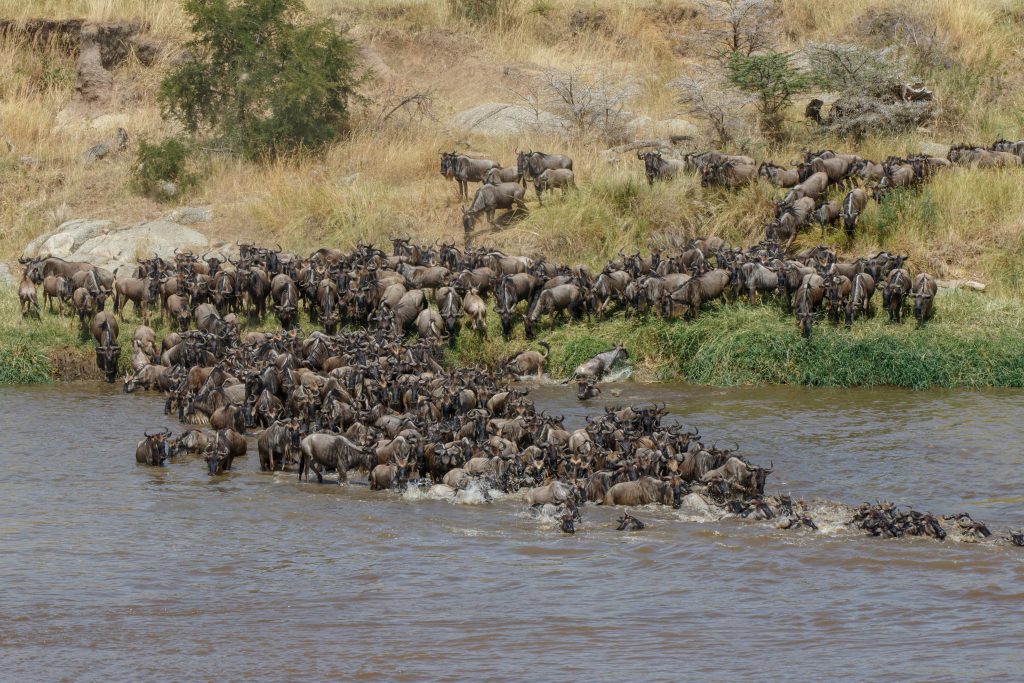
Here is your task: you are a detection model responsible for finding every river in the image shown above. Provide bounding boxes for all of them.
[1,382,1023,681]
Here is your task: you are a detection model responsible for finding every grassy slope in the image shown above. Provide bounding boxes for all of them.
[2,0,1024,386]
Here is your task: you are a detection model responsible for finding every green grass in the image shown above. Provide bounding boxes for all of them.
[5,283,1024,389]
[449,289,1024,389]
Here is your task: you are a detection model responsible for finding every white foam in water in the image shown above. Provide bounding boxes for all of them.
[401,480,505,505]
[673,493,727,523]
[602,366,633,383]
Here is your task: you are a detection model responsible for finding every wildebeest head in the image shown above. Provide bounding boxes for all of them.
[96,344,122,383]
[144,427,172,463]
[576,377,600,401]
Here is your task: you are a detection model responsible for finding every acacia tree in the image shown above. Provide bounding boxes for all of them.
[159,0,362,159]
[727,51,814,139]
[673,74,753,147]
[699,0,779,60]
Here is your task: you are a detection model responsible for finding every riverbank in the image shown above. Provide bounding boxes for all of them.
[5,285,1023,389]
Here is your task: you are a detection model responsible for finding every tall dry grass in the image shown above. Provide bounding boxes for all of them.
[2,0,1024,293]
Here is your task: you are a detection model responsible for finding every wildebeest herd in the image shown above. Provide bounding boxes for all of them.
[13,237,1021,546]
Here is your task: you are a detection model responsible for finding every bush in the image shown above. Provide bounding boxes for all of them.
[129,138,199,201]
[158,0,362,160]
[727,51,815,139]
[448,0,520,23]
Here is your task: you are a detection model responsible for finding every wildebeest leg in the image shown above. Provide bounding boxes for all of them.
[536,184,544,207]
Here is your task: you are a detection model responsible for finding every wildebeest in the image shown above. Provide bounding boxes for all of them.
[91,310,121,382]
[204,428,248,476]
[442,152,502,199]
[519,150,573,190]
[136,428,172,466]
[436,286,463,338]
[638,150,684,184]
[758,162,800,188]
[783,171,829,205]
[19,274,40,318]
[565,344,628,383]
[794,274,824,338]
[603,476,675,506]
[815,200,842,231]
[844,272,876,326]
[505,341,549,378]
[462,183,528,232]
[738,262,778,305]
[661,268,730,319]
[258,420,301,471]
[842,188,869,238]
[912,272,938,323]
[535,168,575,205]
[298,432,366,484]
[771,196,815,250]
[41,275,71,315]
[701,456,771,496]
[166,294,192,332]
[525,284,583,339]
[483,166,521,185]
[883,268,912,322]
[462,288,488,336]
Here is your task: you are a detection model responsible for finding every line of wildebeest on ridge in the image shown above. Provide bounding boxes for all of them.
[445,140,1023,251]
[12,243,1023,545]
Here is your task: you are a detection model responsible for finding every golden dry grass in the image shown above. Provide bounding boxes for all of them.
[2,0,1024,293]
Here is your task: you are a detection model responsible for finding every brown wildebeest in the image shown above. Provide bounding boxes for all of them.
[136,428,172,466]
[844,272,876,326]
[758,162,800,188]
[535,168,575,205]
[91,310,121,383]
[912,272,938,323]
[505,341,549,378]
[602,476,675,506]
[19,274,40,319]
[794,274,825,338]
[883,268,912,323]
[462,183,528,232]
[638,150,684,184]
[662,268,731,319]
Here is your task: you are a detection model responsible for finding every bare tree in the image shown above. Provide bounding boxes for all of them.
[698,0,779,60]
[673,73,753,147]
[508,66,639,142]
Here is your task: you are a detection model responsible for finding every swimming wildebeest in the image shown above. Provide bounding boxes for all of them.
[136,428,172,466]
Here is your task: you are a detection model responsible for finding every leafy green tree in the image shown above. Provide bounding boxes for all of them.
[727,51,814,139]
[159,0,362,159]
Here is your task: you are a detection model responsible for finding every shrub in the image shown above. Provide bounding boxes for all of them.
[158,0,362,160]
[129,138,199,201]
[727,51,815,139]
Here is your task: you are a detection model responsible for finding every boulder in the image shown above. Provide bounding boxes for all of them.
[71,220,209,272]
[163,206,212,225]
[21,219,209,274]
[23,219,115,259]
[626,116,699,140]
[449,102,569,137]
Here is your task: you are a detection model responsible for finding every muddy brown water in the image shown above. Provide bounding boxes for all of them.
[2,381,1023,681]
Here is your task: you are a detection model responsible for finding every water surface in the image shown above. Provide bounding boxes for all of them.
[1,382,1022,681]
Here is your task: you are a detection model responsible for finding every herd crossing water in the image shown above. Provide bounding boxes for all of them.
[2,382,1023,681]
